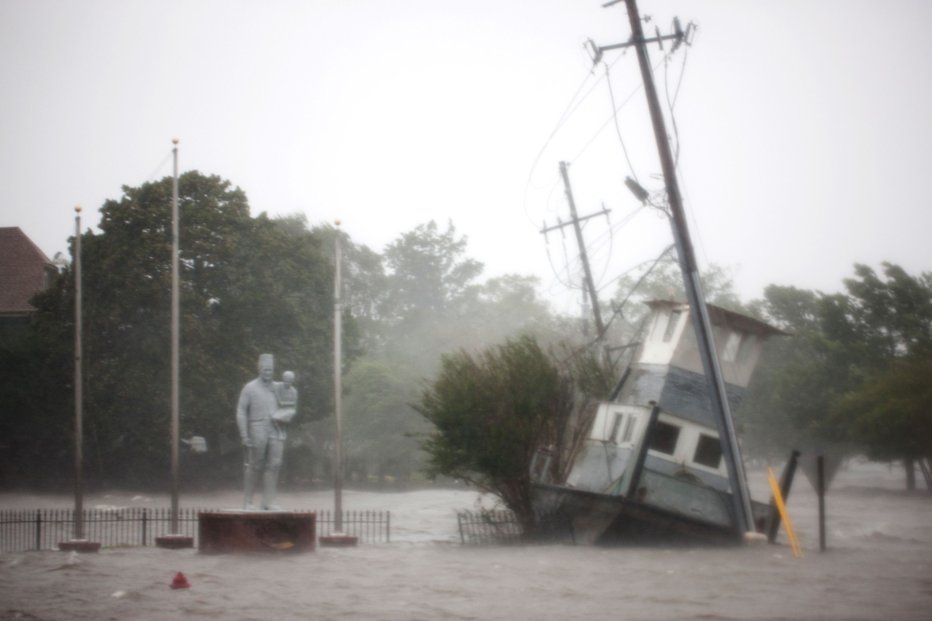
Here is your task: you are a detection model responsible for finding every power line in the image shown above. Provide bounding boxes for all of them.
[523,48,632,229]
[605,61,641,185]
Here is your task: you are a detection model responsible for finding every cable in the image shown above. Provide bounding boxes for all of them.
[143,151,174,185]
[568,52,669,165]
[663,43,689,166]
[600,244,676,335]
[605,61,641,185]
[523,49,631,229]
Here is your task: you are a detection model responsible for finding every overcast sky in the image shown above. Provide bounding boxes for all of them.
[2,0,930,316]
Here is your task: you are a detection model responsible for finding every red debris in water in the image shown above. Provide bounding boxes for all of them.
[170,572,190,589]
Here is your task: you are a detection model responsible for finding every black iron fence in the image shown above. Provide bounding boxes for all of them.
[315,510,390,543]
[0,508,390,552]
[456,509,575,546]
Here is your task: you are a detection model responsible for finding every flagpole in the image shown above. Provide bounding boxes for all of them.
[170,138,180,533]
[156,139,192,548]
[73,205,84,540]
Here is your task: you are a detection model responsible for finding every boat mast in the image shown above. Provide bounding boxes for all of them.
[600,0,755,535]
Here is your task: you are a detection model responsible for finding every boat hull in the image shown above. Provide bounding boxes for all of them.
[533,482,764,545]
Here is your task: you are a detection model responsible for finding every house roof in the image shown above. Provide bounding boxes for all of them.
[0,227,53,315]
[644,299,789,337]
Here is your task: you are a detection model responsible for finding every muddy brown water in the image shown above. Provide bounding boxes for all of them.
[1,461,929,620]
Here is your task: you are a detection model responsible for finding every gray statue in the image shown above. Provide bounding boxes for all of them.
[236,354,296,510]
[273,371,298,424]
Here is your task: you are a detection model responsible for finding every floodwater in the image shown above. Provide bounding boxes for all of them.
[1,461,929,620]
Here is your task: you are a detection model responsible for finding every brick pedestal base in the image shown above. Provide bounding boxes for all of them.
[198,511,315,554]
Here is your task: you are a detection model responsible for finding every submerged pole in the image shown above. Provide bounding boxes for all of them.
[626,402,661,500]
[817,454,826,551]
[767,450,800,543]
[622,0,754,535]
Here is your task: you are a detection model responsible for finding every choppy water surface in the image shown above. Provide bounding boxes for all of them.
[1,461,929,620]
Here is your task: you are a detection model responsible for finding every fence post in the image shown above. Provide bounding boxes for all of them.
[386,511,390,544]
[35,510,42,550]
[142,508,148,546]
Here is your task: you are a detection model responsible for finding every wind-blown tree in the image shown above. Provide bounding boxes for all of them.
[737,285,844,459]
[612,256,748,317]
[834,354,932,487]
[312,224,387,356]
[740,264,932,488]
[415,336,582,534]
[0,271,75,484]
[340,357,427,483]
[380,220,483,372]
[24,172,339,487]
[825,264,932,487]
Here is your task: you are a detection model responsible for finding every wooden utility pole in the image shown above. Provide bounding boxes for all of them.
[541,162,611,341]
[593,0,755,535]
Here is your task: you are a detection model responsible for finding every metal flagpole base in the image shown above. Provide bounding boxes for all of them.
[319,532,358,547]
[156,534,195,549]
[58,539,101,553]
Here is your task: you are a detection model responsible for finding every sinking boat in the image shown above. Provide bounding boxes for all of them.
[532,300,787,544]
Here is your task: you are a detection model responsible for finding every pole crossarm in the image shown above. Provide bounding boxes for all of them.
[540,207,611,236]
[588,16,692,65]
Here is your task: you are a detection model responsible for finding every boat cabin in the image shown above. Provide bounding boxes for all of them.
[558,301,785,527]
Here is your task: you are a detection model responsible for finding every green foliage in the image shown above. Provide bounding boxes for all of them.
[12,173,340,487]
[613,256,748,316]
[383,220,483,321]
[341,357,427,481]
[414,336,576,532]
[740,264,932,475]
[834,355,932,462]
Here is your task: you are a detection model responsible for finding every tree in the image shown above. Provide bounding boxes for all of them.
[18,173,341,487]
[340,357,427,483]
[382,220,483,320]
[736,285,841,460]
[612,256,748,317]
[312,224,387,356]
[826,264,932,487]
[739,264,932,489]
[834,355,932,481]
[380,221,483,370]
[414,336,576,533]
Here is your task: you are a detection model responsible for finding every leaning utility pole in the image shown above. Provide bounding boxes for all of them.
[541,162,611,341]
[594,0,755,536]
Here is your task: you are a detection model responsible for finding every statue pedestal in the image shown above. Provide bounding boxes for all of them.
[198,511,315,554]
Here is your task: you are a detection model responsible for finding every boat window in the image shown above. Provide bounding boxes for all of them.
[694,434,723,469]
[662,310,682,342]
[620,414,637,444]
[736,334,756,364]
[649,421,680,455]
[722,331,742,362]
[608,412,624,443]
